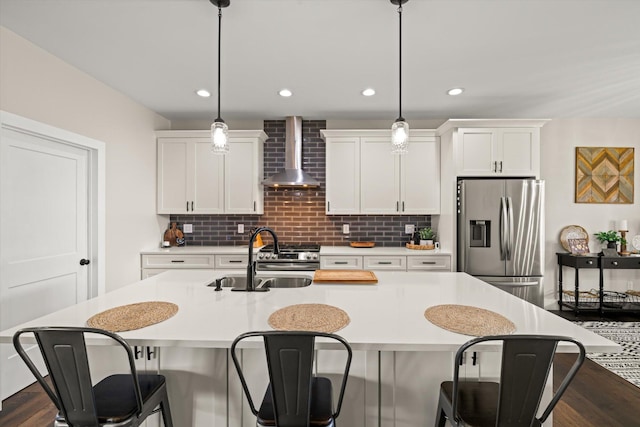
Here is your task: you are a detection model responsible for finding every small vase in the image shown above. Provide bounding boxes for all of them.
[607,241,617,249]
[420,240,434,246]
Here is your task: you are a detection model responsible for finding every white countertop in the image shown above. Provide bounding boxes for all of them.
[141,245,451,256]
[320,246,451,256]
[0,270,616,353]
[140,246,261,255]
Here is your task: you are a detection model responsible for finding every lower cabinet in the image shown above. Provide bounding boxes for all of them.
[140,253,246,279]
[321,254,452,272]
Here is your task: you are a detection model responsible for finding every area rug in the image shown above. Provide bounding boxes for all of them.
[573,321,640,388]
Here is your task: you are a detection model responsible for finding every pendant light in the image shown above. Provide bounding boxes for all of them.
[210,0,230,154]
[390,0,409,154]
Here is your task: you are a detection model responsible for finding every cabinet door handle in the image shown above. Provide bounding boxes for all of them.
[186,201,189,211]
[493,161,497,172]
[499,161,503,173]
[134,346,143,360]
[377,261,392,265]
[171,260,185,263]
[191,201,194,211]
[402,201,405,212]
[334,261,348,265]
[253,201,256,212]
[327,201,330,211]
[229,260,243,263]
[587,260,593,265]
[422,261,436,265]
[612,261,618,266]
[146,346,156,361]
[396,201,399,212]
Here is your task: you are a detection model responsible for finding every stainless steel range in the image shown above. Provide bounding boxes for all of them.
[256,244,320,271]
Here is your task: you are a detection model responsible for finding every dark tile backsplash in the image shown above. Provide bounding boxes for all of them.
[169,119,431,247]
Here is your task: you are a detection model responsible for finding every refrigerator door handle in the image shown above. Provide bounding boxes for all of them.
[506,196,514,260]
[500,196,508,260]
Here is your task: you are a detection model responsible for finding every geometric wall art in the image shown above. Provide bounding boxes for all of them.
[575,147,634,203]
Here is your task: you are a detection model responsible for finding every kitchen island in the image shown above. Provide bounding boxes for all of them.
[0,270,618,426]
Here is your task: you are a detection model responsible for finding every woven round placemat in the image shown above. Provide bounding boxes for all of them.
[87,301,178,332]
[424,304,516,337]
[268,303,350,333]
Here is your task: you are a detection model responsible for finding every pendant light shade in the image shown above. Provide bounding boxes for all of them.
[391,0,409,154]
[210,0,230,154]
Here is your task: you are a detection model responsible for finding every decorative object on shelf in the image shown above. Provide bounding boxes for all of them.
[594,230,624,249]
[389,0,409,154]
[559,225,589,252]
[567,238,589,255]
[618,220,630,254]
[418,227,435,246]
[601,248,620,257]
[575,147,634,203]
[350,241,376,248]
[209,0,231,154]
[163,222,184,247]
[632,235,640,253]
[406,243,435,250]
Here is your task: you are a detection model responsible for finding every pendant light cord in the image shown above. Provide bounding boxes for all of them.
[397,4,403,121]
[216,6,223,121]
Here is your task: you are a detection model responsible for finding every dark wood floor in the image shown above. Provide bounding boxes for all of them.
[1,311,639,426]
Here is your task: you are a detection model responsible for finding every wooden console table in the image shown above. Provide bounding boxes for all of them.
[557,252,640,314]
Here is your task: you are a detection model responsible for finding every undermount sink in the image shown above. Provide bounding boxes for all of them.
[207,274,312,289]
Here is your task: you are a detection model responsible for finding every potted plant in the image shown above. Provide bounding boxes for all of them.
[418,227,436,246]
[594,230,625,249]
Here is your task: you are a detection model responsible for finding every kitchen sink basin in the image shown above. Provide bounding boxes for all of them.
[207,274,312,289]
[260,276,312,288]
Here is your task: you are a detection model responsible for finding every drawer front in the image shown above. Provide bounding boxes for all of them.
[407,256,451,271]
[215,254,247,269]
[141,254,215,269]
[363,256,406,271]
[601,257,640,269]
[320,256,363,270]
[574,256,598,268]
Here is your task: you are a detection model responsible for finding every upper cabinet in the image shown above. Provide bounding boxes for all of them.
[322,130,440,215]
[438,120,548,178]
[156,130,266,214]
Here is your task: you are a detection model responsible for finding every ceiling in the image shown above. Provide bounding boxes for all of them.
[2,0,639,122]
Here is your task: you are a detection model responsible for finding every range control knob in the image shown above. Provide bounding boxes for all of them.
[257,253,264,259]
[271,253,278,260]
[312,253,318,260]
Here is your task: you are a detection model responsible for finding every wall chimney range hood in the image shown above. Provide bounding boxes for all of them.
[262,116,320,188]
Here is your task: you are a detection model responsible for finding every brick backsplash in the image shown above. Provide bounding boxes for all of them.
[170,119,431,247]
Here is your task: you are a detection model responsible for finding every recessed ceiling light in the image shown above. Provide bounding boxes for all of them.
[447,87,464,96]
[279,89,293,97]
[362,88,376,96]
[196,89,211,97]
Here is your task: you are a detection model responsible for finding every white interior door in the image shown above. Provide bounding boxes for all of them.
[0,120,91,399]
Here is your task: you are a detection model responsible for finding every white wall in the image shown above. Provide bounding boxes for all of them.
[540,119,640,308]
[0,27,170,292]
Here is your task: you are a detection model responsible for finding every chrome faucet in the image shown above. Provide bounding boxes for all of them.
[233,227,279,292]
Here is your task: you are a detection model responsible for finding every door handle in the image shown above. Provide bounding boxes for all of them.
[79,258,91,266]
[500,197,507,260]
[186,201,189,211]
[377,261,392,265]
[499,161,503,173]
[506,196,514,260]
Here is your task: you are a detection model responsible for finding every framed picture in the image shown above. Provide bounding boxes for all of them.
[567,238,589,255]
[575,147,634,203]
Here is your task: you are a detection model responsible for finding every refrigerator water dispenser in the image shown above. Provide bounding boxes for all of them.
[470,220,490,247]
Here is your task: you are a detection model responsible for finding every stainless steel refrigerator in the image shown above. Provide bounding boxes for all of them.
[457,179,545,306]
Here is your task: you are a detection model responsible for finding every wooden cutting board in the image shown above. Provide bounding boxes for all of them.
[313,269,378,284]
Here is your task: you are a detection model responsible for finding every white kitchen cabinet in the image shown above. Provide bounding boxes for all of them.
[324,136,360,214]
[363,255,406,271]
[456,127,539,177]
[322,130,440,215]
[320,255,363,269]
[406,255,451,271]
[156,130,266,214]
[141,253,215,279]
[215,254,247,269]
